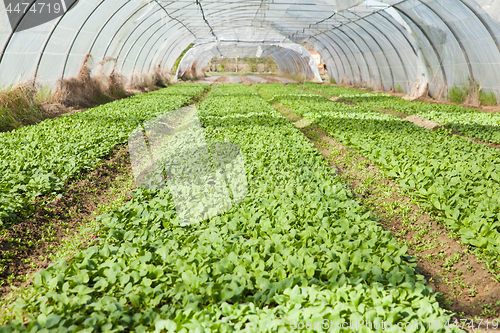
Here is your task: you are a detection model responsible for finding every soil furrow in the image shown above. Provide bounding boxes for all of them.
[269,99,500,326]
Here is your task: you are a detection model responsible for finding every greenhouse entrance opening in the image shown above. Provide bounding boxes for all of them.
[175,42,323,82]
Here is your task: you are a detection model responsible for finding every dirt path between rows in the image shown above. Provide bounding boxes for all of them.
[0,145,135,299]
[270,99,500,331]
[0,89,213,303]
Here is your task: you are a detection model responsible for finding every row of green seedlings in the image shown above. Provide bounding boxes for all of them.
[1,84,455,332]
[301,82,500,144]
[0,84,210,230]
[256,83,500,280]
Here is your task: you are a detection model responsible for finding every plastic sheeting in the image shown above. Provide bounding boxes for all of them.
[176,42,323,82]
[1,0,500,98]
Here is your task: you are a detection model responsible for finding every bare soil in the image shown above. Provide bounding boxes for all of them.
[272,101,500,324]
[328,96,356,106]
[238,75,258,85]
[404,114,442,131]
[254,75,283,83]
[0,145,134,298]
[215,76,229,84]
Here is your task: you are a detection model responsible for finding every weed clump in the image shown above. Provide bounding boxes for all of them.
[448,78,497,106]
[0,84,47,132]
[1,54,170,132]
[448,84,468,104]
[479,90,497,106]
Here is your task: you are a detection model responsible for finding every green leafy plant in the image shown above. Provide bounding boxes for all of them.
[0,84,210,228]
[448,85,468,104]
[247,58,259,72]
[257,83,500,270]
[302,81,500,144]
[0,84,455,332]
[171,44,194,73]
[479,90,497,106]
[396,83,403,93]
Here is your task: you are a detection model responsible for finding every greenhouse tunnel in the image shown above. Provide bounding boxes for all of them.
[175,42,323,81]
[1,0,500,98]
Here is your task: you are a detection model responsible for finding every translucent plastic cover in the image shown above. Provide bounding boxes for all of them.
[1,0,500,98]
[176,42,323,81]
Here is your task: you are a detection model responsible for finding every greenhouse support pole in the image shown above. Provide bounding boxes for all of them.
[115,10,165,72]
[314,34,354,84]
[378,11,417,55]
[323,31,362,85]
[0,1,37,66]
[139,28,183,73]
[309,37,343,82]
[336,26,375,86]
[458,0,500,59]
[130,23,170,75]
[85,0,141,65]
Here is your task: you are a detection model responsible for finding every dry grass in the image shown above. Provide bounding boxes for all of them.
[53,54,131,107]
[0,84,48,132]
[0,54,171,132]
[179,61,205,81]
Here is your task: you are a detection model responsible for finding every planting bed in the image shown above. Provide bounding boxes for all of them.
[256,84,500,278]
[0,84,457,331]
[0,84,210,229]
[301,83,500,145]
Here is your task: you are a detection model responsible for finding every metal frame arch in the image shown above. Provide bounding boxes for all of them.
[148,30,194,72]
[309,36,345,82]
[317,48,340,82]
[377,10,417,56]
[346,21,397,89]
[317,32,356,82]
[350,13,408,89]
[118,15,168,74]
[286,51,304,75]
[273,50,294,74]
[158,30,198,71]
[152,0,196,38]
[335,26,373,85]
[361,15,410,90]
[269,53,286,73]
[86,0,145,58]
[287,51,303,74]
[312,34,351,82]
[339,23,386,89]
[459,0,500,55]
[139,26,193,74]
[68,0,152,79]
[394,7,448,89]
[323,30,363,85]
[102,1,193,62]
[0,0,37,64]
[367,13,416,89]
[347,13,404,86]
[33,0,82,81]
[308,38,341,79]
[113,7,165,70]
[416,0,475,83]
[138,25,194,74]
[129,19,171,75]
